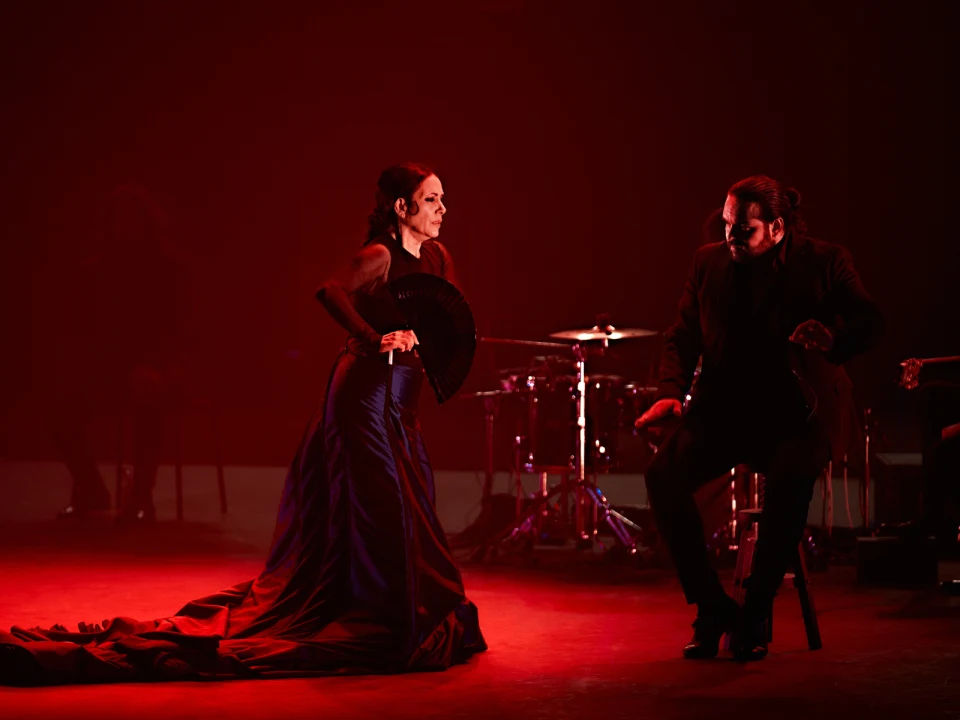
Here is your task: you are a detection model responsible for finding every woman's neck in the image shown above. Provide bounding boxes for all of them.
[393,228,424,258]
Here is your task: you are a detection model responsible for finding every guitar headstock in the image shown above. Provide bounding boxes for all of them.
[899,358,922,390]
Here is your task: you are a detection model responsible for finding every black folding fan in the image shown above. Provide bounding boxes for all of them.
[388,273,477,404]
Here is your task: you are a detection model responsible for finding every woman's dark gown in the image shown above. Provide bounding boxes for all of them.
[0,235,486,685]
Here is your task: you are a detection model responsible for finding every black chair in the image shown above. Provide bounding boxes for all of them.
[115,397,226,521]
[729,507,822,651]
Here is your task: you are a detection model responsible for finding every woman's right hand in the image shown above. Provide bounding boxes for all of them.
[634,398,683,430]
[380,329,419,354]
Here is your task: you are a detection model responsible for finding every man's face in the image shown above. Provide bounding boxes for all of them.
[722,195,781,263]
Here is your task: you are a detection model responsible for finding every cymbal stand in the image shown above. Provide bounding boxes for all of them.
[498,341,640,554]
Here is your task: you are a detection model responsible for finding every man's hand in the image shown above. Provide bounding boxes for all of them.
[789,319,834,352]
[380,330,419,354]
[635,398,683,430]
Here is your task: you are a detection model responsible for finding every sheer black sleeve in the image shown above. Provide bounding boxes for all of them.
[315,244,390,351]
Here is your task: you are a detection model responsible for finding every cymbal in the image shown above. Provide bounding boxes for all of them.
[549,324,658,341]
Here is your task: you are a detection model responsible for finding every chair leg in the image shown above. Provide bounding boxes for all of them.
[213,409,227,514]
[731,519,756,606]
[725,517,755,653]
[174,414,184,522]
[793,544,822,650]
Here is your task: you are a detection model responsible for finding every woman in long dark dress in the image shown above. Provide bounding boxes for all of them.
[0,162,486,685]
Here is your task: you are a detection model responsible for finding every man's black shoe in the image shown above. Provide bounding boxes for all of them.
[732,603,770,661]
[682,597,740,659]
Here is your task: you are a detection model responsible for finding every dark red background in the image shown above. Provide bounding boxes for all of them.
[0,1,952,468]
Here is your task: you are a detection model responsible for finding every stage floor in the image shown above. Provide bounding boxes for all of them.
[1,519,959,720]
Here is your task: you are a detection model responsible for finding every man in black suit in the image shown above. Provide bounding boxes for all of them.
[636,175,883,660]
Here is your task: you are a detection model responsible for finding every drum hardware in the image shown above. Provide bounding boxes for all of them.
[464,327,659,557]
[478,337,570,351]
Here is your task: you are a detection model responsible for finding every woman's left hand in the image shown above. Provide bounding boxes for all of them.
[380,329,419,354]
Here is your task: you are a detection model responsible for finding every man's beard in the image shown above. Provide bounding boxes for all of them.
[727,229,776,263]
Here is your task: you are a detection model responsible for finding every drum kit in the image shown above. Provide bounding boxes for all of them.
[458,318,662,558]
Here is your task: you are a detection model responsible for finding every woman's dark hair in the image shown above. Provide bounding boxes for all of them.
[728,175,806,234]
[365,162,435,243]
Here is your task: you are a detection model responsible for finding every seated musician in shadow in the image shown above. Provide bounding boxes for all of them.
[884,376,960,550]
[920,382,960,549]
[39,185,190,524]
[636,175,883,661]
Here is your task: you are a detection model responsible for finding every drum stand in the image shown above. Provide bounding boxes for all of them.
[496,342,641,555]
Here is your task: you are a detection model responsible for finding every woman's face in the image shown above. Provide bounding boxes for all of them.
[400,174,445,241]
